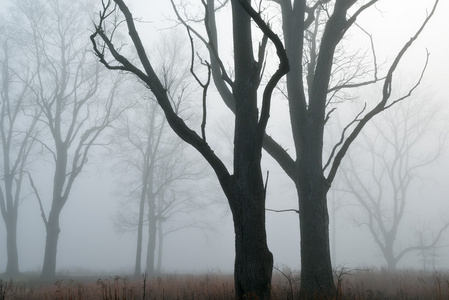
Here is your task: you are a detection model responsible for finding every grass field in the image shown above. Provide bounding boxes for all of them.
[1,268,449,299]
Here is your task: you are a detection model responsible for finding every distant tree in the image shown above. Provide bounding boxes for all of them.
[340,98,449,271]
[12,0,124,279]
[91,0,289,297]
[113,93,210,277]
[0,23,39,277]
[110,30,213,277]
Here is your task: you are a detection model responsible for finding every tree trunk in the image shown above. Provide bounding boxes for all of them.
[384,240,397,271]
[134,183,146,277]
[145,199,157,276]
[231,192,273,300]
[41,213,60,279]
[227,0,275,295]
[156,220,163,274]
[298,176,335,298]
[385,254,397,271]
[4,213,20,276]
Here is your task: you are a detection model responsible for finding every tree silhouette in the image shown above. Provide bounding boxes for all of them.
[12,0,124,279]
[173,0,439,296]
[0,24,39,276]
[91,0,289,298]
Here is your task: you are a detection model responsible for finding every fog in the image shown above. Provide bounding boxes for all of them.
[1,0,449,278]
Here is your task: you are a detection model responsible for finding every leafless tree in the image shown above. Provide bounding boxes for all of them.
[181,0,439,296]
[92,0,439,297]
[0,22,39,277]
[112,91,211,277]
[340,97,449,271]
[110,30,214,277]
[91,0,289,298]
[11,0,125,279]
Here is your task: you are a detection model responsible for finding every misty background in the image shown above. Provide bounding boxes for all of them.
[1,0,449,276]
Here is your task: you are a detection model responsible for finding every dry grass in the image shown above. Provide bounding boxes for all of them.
[1,269,449,299]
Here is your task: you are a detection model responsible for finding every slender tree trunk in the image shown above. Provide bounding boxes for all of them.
[298,176,335,298]
[145,199,157,276]
[331,199,337,265]
[41,213,60,279]
[4,212,20,276]
[156,221,163,274]
[134,214,143,277]
[134,183,147,277]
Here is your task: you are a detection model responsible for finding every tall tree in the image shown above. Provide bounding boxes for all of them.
[0,23,39,277]
[340,98,449,271]
[91,0,289,298]
[175,0,439,296]
[13,0,123,279]
[93,0,439,297]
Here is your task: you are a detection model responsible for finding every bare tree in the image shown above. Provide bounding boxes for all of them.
[0,23,39,277]
[92,0,439,297]
[113,92,210,277]
[110,30,213,277]
[179,0,440,296]
[11,0,124,279]
[91,0,289,298]
[340,98,448,271]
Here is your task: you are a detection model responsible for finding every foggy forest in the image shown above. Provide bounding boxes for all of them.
[0,0,449,299]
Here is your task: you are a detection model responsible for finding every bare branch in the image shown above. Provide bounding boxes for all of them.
[25,171,47,226]
[326,0,439,184]
[266,208,299,214]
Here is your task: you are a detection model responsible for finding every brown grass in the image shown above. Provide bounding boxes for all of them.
[1,269,449,299]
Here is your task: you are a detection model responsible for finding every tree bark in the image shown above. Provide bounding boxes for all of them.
[231,190,273,299]
[228,1,273,297]
[297,175,334,297]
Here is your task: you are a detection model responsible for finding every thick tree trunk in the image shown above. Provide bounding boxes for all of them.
[231,192,273,299]
[4,213,20,276]
[228,0,274,296]
[41,214,60,279]
[298,176,335,298]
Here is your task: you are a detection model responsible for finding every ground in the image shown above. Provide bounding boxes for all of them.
[1,269,449,299]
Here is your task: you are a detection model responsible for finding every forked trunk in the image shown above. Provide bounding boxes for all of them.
[298,176,335,298]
